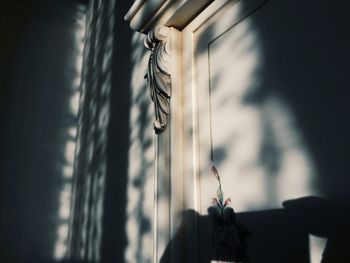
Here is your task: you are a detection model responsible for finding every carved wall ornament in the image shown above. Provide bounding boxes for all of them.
[144,25,172,134]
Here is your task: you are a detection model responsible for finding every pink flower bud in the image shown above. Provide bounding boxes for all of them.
[224,198,232,207]
[212,198,219,205]
[211,166,219,180]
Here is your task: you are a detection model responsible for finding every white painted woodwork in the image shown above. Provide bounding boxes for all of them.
[154,27,182,263]
[125,0,213,33]
[181,0,318,215]
[126,0,322,262]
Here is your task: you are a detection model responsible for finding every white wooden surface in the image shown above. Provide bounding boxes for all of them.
[155,0,320,261]
[154,27,183,263]
[182,0,317,215]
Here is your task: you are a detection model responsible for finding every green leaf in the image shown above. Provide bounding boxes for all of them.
[217,187,223,205]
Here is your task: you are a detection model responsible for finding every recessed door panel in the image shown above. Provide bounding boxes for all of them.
[183,0,318,215]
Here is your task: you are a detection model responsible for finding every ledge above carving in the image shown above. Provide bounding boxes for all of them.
[124,0,214,33]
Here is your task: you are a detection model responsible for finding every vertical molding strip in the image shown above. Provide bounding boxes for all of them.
[153,134,158,263]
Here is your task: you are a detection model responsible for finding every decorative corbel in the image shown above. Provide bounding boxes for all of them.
[144,25,172,134]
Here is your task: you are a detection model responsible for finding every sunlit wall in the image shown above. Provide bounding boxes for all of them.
[0,1,96,261]
[193,2,319,215]
[57,0,350,262]
[193,2,324,261]
[52,4,86,260]
[185,0,350,261]
[66,0,116,261]
[125,32,155,263]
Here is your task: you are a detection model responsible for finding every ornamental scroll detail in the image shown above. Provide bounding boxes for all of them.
[144,25,172,134]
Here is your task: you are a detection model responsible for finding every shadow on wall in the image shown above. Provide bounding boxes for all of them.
[67,0,134,262]
[161,197,350,263]
[193,0,350,203]
[124,29,156,263]
[0,1,89,262]
[162,0,350,262]
[0,0,135,261]
[189,0,321,215]
[245,0,350,200]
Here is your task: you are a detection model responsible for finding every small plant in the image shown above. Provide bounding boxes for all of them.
[209,166,250,262]
[211,166,232,217]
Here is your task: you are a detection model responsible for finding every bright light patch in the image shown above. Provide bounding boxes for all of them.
[62,165,73,178]
[59,184,72,220]
[125,31,155,263]
[53,5,86,261]
[309,235,327,263]
[70,91,80,115]
[72,76,81,89]
[54,241,67,260]
[58,224,69,240]
[65,141,76,165]
[67,127,77,138]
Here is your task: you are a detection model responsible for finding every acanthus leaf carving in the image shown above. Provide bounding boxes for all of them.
[144,25,172,134]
